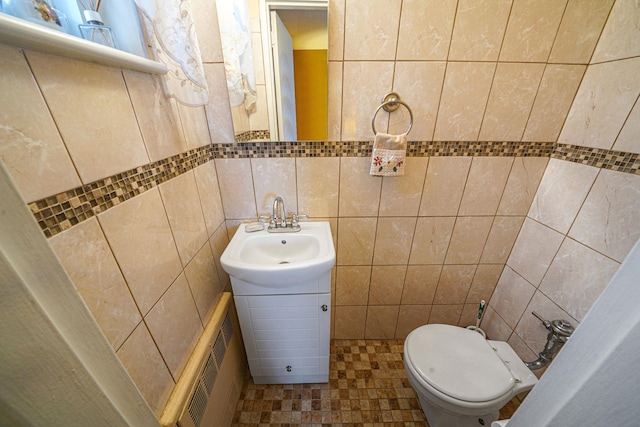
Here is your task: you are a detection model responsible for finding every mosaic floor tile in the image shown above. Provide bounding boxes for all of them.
[232,339,522,427]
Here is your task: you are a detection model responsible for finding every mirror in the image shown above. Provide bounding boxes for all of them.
[216,0,327,142]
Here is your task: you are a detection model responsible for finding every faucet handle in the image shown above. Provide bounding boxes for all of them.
[532,311,552,331]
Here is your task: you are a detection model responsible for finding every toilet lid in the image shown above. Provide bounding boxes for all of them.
[405,324,515,403]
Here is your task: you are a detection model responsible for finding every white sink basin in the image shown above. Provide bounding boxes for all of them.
[220,221,335,287]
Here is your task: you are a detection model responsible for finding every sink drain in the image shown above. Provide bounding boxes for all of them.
[279,261,289,264]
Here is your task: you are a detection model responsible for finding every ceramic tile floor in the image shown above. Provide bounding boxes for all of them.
[232,339,522,427]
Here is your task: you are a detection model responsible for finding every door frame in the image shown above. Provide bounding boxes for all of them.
[258,0,327,141]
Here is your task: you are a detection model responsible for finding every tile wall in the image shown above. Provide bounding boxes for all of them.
[481,0,640,365]
[1,0,639,420]
[0,45,233,416]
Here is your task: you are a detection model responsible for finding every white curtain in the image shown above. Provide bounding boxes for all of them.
[215,0,257,110]
[135,0,209,107]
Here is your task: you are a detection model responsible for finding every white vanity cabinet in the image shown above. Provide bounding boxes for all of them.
[234,292,331,384]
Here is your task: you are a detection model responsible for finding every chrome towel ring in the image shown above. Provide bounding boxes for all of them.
[371,92,413,135]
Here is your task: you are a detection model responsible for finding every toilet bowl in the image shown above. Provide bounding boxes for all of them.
[403,324,537,427]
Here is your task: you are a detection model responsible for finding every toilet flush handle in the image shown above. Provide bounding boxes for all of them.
[531,311,552,331]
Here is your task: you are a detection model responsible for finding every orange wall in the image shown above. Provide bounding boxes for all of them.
[293,49,327,140]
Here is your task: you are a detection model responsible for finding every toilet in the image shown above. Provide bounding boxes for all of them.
[403,324,537,427]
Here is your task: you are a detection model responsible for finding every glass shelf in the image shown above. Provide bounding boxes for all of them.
[0,12,167,74]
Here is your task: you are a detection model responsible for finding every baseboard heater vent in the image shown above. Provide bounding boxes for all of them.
[160,293,245,427]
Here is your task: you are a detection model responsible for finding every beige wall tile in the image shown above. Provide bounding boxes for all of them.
[459,157,513,216]
[480,306,512,341]
[507,331,537,363]
[369,266,406,305]
[419,157,472,216]
[0,46,81,203]
[159,171,209,265]
[116,322,175,416]
[145,274,204,379]
[490,266,536,328]
[448,0,512,61]
[559,58,640,150]
[251,158,297,216]
[193,161,225,237]
[26,51,149,184]
[539,238,620,321]
[191,0,223,63]
[379,158,428,216]
[337,217,377,265]
[203,63,236,143]
[434,62,496,141]
[339,157,382,216]
[401,265,441,305]
[334,306,367,339]
[49,218,141,350]
[528,159,599,234]
[429,304,463,325]
[479,63,545,141]
[210,224,231,287]
[396,305,431,339]
[409,217,456,265]
[481,216,525,264]
[499,0,567,62]
[297,158,340,217]
[396,0,457,60]
[328,0,345,61]
[523,65,586,142]
[98,188,182,314]
[184,242,223,323]
[343,0,401,60]
[498,157,549,216]
[445,216,494,264]
[613,100,640,154]
[123,71,187,162]
[507,218,564,287]
[548,0,614,64]
[178,104,212,149]
[467,264,503,303]
[591,0,640,63]
[569,169,640,263]
[342,61,395,140]
[365,305,399,338]
[391,62,446,140]
[373,217,417,265]
[327,62,343,140]
[433,265,477,305]
[335,266,371,305]
[215,158,257,219]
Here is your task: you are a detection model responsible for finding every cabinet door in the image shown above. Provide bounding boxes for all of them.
[234,293,330,383]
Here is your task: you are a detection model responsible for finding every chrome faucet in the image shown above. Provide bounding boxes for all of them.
[268,196,301,232]
[525,311,574,370]
[272,196,286,228]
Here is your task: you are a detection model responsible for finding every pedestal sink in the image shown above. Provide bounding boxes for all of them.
[220,221,335,290]
[220,220,335,384]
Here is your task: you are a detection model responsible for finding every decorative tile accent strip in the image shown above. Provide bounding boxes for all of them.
[28,140,638,238]
[552,143,640,175]
[235,130,271,142]
[29,145,213,238]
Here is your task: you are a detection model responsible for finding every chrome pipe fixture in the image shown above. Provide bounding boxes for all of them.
[525,311,574,370]
[268,196,302,233]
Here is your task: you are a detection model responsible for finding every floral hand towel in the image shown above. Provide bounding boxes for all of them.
[370,132,407,177]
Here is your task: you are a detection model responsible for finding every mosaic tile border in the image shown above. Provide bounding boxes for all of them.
[30,145,213,238]
[235,130,271,142]
[28,141,639,238]
[552,143,640,175]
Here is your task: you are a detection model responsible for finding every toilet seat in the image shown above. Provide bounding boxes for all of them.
[405,324,515,403]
